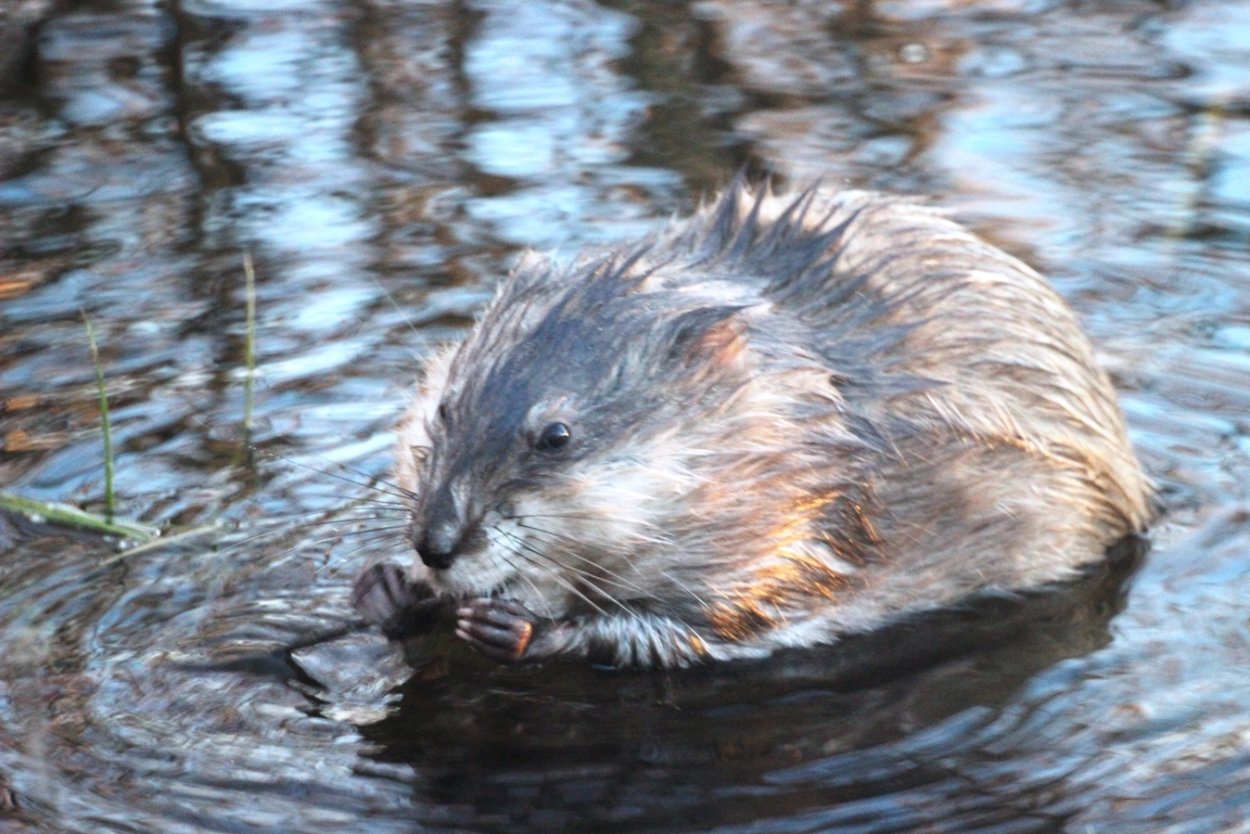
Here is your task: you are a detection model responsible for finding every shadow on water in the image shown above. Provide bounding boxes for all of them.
[350,540,1146,832]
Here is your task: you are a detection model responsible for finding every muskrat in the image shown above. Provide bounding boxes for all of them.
[352,180,1155,669]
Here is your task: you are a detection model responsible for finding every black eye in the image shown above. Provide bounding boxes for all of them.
[436,402,450,425]
[535,421,572,451]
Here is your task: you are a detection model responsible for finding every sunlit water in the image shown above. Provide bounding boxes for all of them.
[1,1,1249,832]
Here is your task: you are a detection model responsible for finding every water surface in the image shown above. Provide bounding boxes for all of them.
[2,0,1249,831]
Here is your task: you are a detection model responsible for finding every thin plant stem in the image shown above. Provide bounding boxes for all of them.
[242,251,258,436]
[0,492,158,540]
[83,312,115,522]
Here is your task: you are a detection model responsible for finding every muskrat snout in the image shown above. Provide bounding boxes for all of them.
[413,522,459,570]
[410,484,472,570]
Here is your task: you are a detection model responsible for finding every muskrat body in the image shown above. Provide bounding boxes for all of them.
[355,181,1154,669]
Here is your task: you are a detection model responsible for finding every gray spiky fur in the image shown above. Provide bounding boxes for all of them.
[391,180,1155,668]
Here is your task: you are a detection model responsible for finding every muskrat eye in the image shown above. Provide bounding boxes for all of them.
[535,421,572,452]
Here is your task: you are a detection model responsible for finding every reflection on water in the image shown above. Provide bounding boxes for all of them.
[2,1,1249,832]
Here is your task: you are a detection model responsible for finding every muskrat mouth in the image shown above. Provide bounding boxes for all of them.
[458,578,510,601]
[439,583,509,602]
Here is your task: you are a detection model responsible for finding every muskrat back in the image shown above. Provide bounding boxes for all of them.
[356,180,1155,669]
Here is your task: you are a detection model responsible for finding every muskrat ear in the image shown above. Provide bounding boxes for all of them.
[665,306,749,370]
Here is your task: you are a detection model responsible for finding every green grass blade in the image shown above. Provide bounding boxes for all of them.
[0,491,159,540]
[242,251,257,435]
[83,313,116,522]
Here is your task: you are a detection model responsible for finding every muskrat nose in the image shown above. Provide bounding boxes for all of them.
[415,522,460,570]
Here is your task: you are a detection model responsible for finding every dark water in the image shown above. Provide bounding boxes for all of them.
[2,0,1249,831]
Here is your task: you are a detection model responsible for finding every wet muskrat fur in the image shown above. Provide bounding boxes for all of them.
[353,180,1155,669]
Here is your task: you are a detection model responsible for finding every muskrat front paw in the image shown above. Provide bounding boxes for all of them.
[455,598,538,663]
[351,563,439,639]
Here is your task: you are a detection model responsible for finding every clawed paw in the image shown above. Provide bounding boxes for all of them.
[351,563,438,639]
[455,598,538,663]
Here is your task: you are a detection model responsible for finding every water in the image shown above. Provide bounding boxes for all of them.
[1,0,1249,831]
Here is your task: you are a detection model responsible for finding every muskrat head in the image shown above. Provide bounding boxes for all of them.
[393,254,770,615]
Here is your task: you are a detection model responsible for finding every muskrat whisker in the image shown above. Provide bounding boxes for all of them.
[257,533,376,573]
[511,519,659,600]
[494,529,617,619]
[657,569,713,613]
[503,510,682,548]
[262,451,417,503]
[204,516,404,573]
[496,527,659,628]
[289,493,408,512]
[485,540,558,620]
[522,524,707,614]
[500,511,610,523]
[361,271,430,358]
[316,523,410,538]
[321,459,416,501]
[495,528,590,592]
[508,552,613,620]
[517,533,651,602]
[185,410,412,501]
[202,503,406,560]
[269,511,401,527]
[210,524,311,555]
[282,523,406,550]
[221,517,401,548]
[512,515,675,550]
[311,536,407,578]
